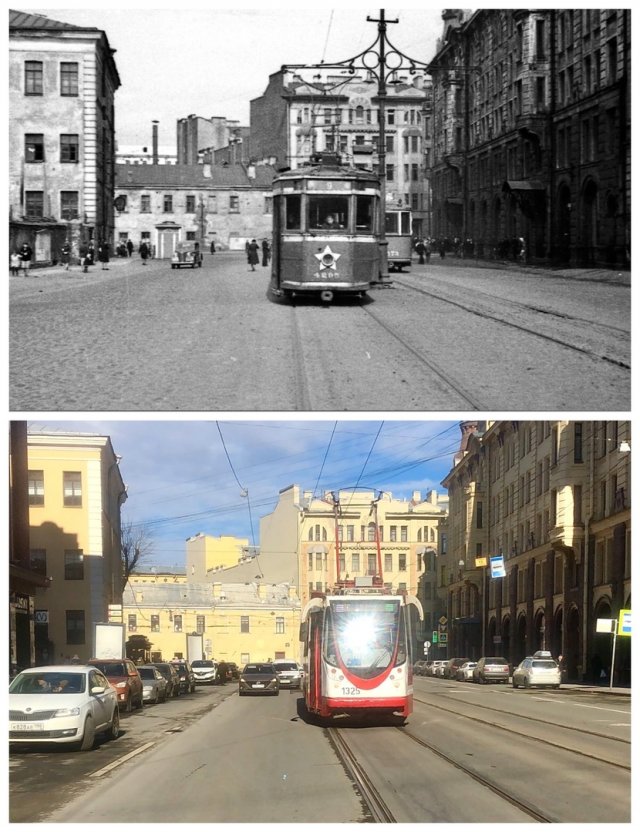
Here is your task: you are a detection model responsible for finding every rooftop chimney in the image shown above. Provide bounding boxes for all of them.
[152,120,159,165]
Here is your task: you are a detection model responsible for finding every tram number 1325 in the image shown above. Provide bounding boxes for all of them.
[341,686,362,696]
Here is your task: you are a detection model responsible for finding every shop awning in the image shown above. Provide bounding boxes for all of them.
[503,180,545,192]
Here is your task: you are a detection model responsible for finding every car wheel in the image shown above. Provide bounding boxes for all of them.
[524,677,530,688]
[79,717,96,751]
[513,679,519,688]
[138,694,144,709]
[106,708,120,741]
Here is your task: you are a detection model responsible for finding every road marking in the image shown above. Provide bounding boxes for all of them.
[573,703,630,715]
[90,742,155,777]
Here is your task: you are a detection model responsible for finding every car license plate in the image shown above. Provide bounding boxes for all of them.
[11,722,43,731]
[253,683,265,688]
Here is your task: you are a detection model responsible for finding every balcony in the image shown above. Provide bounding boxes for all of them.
[549,524,585,553]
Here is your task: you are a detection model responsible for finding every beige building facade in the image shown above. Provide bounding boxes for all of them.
[185,533,255,581]
[441,420,631,684]
[9,10,120,262]
[27,432,127,664]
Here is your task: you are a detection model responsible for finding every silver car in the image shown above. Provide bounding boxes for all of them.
[9,665,120,751]
[512,656,561,689]
[455,661,477,681]
[137,665,169,703]
[430,660,449,677]
[272,660,303,689]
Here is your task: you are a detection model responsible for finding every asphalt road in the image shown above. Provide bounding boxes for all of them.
[9,254,630,411]
[11,678,630,823]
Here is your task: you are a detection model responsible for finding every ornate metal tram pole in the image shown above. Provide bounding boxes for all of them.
[283,8,432,286]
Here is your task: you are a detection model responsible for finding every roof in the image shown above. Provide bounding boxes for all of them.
[9,9,96,31]
[123,580,297,608]
[116,163,276,190]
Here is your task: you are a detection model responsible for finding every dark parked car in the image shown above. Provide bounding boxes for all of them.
[171,660,196,694]
[226,662,240,680]
[238,663,280,696]
[152,662,181,697]
[88,658,144,712]
[443,657,470,679]
[473,656,511,684]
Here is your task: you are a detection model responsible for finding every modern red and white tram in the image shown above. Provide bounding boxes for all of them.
[300,588,423,720]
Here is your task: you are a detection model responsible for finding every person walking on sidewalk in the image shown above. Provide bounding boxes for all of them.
[61,241,71,270]
[98,240,110,270]
[247,239,260,271]
[139,241,149,264]
[19,242,32,275]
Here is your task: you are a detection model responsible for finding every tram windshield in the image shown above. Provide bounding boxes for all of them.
[323,598,406,678]
[385,210,411,235]
[309,196,349,230]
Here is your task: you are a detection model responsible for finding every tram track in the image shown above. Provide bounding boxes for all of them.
[327,723,555,822]
[412,693,630,770]
[394,276,631,370]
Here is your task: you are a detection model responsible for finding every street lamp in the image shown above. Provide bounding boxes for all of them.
[284,9,432,284]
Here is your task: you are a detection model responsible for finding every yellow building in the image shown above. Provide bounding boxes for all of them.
[185,533,255,581]
[260,485,448,608]
[442,420,631,684]
[122,578,301,665]
[28,431,126,664]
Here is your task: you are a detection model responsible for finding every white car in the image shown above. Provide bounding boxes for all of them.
[191,659,218,684]
[272,659,303,689]
[512,656,561,689]
[9,665,120,751]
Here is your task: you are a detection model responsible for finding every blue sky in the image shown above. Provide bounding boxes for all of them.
[26,3,444,146]
[27,419,463,568]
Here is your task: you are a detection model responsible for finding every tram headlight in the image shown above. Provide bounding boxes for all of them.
[321,253,335,267]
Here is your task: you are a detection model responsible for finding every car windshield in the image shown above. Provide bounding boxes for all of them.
[532,660,558,669]
[90,661,126,676]
[486,658,508,664]
[138,667,157,679]
[244,665,274,674]
[10,672,86,694]
[275,663,297,671]
[192,661,215,668]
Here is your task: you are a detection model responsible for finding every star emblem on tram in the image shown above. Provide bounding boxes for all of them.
[314,245,342,270]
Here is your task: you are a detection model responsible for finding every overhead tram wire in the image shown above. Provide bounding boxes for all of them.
[216,423,258,567]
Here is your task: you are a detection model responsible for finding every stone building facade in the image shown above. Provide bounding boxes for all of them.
[441,420,631,684]
[9,10,120,263]
[114,163,276,253]
[250,69,431,237]
[428,9,630,267]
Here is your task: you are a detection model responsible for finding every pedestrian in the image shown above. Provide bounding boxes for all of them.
[87,242,95,267]
[247,238,259,271]
[210,240,216,254]
[261,238,271,267]
[415,239,426,264]
[98,240,110,270]
[60,241,71,270]
[194,241,201,266]
[424,238,431,263]
[139,241,149,264]
[126,239,133,257]
[79,241,89,273]
[517,236,526,263]
[19,241,32,275]
[557,654,566,683]
[10,250,21,276]
[439,239,446,259]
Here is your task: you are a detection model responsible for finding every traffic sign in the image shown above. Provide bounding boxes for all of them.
[439,633,448,643]
[618,609,632,636]
[432,631,438,643]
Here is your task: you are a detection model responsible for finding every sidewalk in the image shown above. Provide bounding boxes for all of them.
[560,682,631,696]
[423,257,630,287]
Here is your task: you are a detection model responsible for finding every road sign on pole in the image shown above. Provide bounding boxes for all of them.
[432,631,438,643]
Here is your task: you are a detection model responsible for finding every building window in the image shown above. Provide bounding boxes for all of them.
[30,549,47,575]
[386,164,394,182]
[308,550,314,570]
[476,501,483,528]
[367,553,377,575]
[128,614,137,632]
[384,553,392,572]
[151,615,160,632]
[264,196,272,214]
[25,191,44,218]
[346,525,354,542]
[398,553,407,571]
[196,615,205,633]
[66,610,85,645]
[186,231,196,241]
[240,616,249,633]
[63,471,82,506]
[390,526,397,542]
[387,109,396,125]
[400,526,408,542]
[141,195,151,213]
[28,470,44,505]
[59,133,80,163]
[351,553,360,573]
[25,61,43,95]
[574,422,584,463]
[186,195,195,213]
[275,617,285,634]
[230,195,240,213]
[367,523,376,542]
[173,614,182,632]
[163,195,173,213]
[64,550,84,580]
[25,134,45,163]
[60,62,79,96]
[60,191,79,220]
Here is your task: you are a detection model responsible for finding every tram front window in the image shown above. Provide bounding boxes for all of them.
[309,196,348,230]
[356,196,375,232]
[324,601,405,679]
[285,195,302,230]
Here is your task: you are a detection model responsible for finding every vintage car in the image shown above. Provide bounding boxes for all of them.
[171,242,203,269]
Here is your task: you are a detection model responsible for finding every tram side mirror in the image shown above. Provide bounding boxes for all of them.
[299,623,307,642]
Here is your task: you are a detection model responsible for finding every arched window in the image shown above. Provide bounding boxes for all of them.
[417,529,422,542]
[430,527,436,542]
[322,527,327,542]
[367,522,376,541]
[315,524,321,542]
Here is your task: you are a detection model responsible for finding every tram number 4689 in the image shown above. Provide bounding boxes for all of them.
[341,686,361,696]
